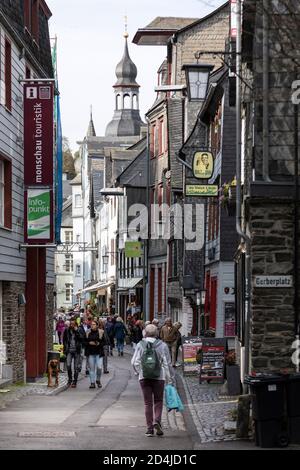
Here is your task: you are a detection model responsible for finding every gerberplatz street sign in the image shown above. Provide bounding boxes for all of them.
[254,276,293,288]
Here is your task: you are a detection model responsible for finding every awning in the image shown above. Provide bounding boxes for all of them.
[81,280,114,294]
[118,277,143,290]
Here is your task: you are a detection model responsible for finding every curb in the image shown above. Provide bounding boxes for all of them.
[176,372,204,448]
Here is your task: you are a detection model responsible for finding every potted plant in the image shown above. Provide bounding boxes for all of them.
[220,178,237,216]
[225,350,241,396]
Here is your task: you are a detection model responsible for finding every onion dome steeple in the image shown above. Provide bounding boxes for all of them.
[105,32,144,137]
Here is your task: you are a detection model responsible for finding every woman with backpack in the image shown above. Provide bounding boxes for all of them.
[131,324,175,437]
[85,320,107,389]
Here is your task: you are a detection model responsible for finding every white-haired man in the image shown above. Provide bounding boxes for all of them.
[132,324,175,437]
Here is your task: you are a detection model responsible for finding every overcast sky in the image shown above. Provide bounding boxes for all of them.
[47,0,225,151]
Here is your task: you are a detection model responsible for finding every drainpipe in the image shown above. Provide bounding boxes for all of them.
[263,0,271,183]
[236,0,251,387]
[144,116,151,321]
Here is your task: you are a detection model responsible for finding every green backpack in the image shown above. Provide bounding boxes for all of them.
[141,340,161,379]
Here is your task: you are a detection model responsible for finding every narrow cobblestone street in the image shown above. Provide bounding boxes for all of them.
[0,350,258,450]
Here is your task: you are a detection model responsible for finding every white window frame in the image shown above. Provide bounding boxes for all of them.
[65,254,73,272]
[65,283,73,302]
[65,230,73,244]
[75,194,82,208]
[75,264,81,276]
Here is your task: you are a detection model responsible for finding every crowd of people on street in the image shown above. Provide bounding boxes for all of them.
[53,308,183,437]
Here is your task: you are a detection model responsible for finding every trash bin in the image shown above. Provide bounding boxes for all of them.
[244,374,288,448]
[286,373,300,444]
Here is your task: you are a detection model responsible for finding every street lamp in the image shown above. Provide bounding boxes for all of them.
[182,63,214,101]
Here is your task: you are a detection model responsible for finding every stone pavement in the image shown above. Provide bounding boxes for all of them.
[0,371,69,409]
[177,371,239,444]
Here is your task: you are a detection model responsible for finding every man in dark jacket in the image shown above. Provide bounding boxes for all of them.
[105,317,115,356]
[63,319,84,388]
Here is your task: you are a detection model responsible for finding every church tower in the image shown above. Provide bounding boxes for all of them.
[105,32,144,137]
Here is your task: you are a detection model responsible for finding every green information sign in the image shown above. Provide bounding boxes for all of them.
[186,185,218,197]
[27,189,51,240]
[125,241,142,258]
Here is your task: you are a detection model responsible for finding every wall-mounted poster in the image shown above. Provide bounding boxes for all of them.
[224,302,236,337]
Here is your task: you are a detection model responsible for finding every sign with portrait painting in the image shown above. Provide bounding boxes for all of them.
[192,151,214,179]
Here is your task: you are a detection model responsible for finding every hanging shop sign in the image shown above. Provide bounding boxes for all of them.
[125,241,142,258]
[192,151,214,179]
[186,185,218,197]
[24,83,54,186]
[182,336,203,375]
[254,276,293,288]
[199,338,227,384]
[25,188,53,243]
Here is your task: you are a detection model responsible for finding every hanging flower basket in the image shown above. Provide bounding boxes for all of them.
[220,178,236,216]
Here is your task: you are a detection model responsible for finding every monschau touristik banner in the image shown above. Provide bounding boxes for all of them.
[25,189,53,243]
[24,83,54,186]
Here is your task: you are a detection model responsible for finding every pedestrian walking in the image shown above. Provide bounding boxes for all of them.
[114,317,128,356]
[85,320,108,389]
[159,318,179,367]
[63,318,84,388]
[78,318,91,375]
[105,316,115,356]
[142,321,151,338]
[131,320,144,349]
[131,324,175,437]
[174,322,182,366]
[100,319,110,374]
[56,317,65,345]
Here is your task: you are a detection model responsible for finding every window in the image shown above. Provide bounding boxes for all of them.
[24,0,32,31]
[25,65,31,79]
[65,284,73,302]
[150,124,156,159]
[116,94,121,110]
[123,94,130,109]
[0,157,12,229]
[64,255,73,272]
[65,231,73,244]
[76,234,80,242]
[110,239,115,266]
[24,0,39,43]
[31,0,39,43]
[0,163,4,227]
[75,194,82,208]
[133,94,138,109]
[158,119,164,155]
[75,264,81,276]
[5,39,12,111]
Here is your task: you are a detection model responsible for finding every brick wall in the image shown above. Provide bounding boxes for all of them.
[2,281,26,382]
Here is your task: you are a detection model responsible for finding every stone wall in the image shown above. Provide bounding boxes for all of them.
[2,281,26,382]
[249,199,296,372]
[46,284,54,351]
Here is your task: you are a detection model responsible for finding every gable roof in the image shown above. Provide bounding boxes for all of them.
[174,1,229,38]
[133,17,198,46]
